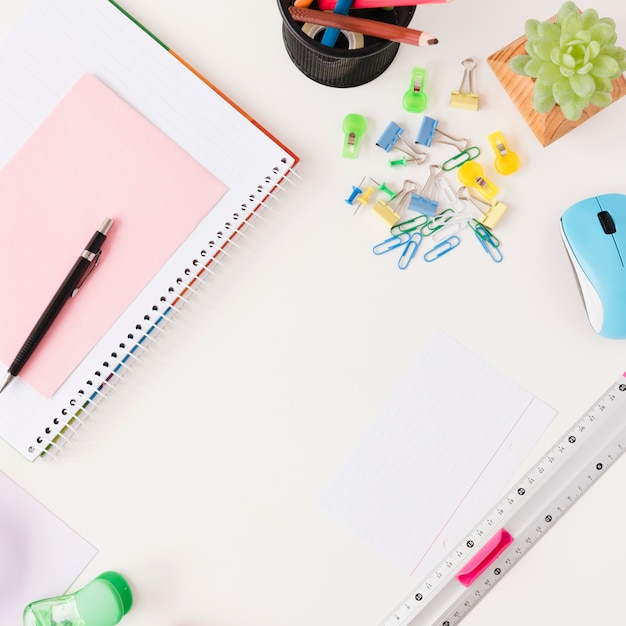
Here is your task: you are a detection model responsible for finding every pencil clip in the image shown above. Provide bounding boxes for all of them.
[376,121,428,165]
[488,130,520,175]
[441,146,481,171]
[402,67,428,113]
[408,164,441,216]
[457,161,499,201]
[73,249,102,296]
[423,235,461,262]
[342,113,367,159]
[450,58,478,110]
[458,187,508,229]
[415,116,469,152]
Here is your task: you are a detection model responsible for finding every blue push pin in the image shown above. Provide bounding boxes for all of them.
[415,116,469,151]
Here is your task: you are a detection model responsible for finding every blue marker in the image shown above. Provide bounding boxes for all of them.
[321,0,353,47]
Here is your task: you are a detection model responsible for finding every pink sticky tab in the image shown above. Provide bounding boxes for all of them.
[456,528,513,587]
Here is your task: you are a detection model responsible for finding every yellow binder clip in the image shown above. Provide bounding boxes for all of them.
[457,161,498,201]
[457,186,508,229]
[450,58,478,111]
[488,131,520,175]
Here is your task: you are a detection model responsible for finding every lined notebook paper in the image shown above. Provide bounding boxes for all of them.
[0,472,96,624]
[318,330,556,580]
[0,0,298,460]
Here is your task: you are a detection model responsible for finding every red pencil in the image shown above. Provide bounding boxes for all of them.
[289,6,439,47]
[317,0,451,9]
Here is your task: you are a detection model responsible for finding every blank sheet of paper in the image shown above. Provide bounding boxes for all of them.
[318,330,556,580]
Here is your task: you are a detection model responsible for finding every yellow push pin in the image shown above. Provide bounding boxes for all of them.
[488,131,520,175]
[457,161,498,201]
[450,58,478,111]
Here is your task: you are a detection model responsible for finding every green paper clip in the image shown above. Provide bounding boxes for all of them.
[402,67,427,113]
[342,113,367,159]
[442,146,481,171]
[390,213,429,237]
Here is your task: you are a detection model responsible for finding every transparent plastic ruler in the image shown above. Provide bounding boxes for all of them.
[381,372,626,626]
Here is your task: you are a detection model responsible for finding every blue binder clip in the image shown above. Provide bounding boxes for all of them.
[407,165,441,216]
[377,121,428,164]
[416,116,469,151]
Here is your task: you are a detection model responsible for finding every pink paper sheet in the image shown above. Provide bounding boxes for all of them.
[0,74,228,397]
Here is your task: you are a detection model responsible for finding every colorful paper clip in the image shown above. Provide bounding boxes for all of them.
[402,67,428,113]
[372,232,412,255]
[457,186,508,229]
[488,130,520,175]
[457,161,499,201]
[423,235,461,262]
[376,121,428,164]
[398,232,422,270]
[390,213,430,237]
[450,58,478,110]
[342,113,367,159]
[408,164,441,216]
[472,221,503,263]
[441,146,480,171]
[415,116,469,151]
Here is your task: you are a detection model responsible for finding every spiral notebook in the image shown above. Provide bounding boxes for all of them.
[0,0,298,460]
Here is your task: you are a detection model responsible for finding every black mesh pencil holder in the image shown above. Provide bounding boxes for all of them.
[278,1,416,88]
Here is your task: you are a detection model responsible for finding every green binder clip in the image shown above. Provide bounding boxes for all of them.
[342,113,367,159]
[402,67,427,113]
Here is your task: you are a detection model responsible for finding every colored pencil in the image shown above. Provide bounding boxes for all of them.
[317,0,451,8]
[288,6,439,47]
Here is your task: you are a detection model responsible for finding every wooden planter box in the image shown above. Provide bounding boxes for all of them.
[488,33,626,147]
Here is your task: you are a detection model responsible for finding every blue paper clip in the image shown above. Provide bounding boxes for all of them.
[415,116,469,151]
[376,121,428,164]
[372,232,411,255]
[398,233,422,270]
[423,235,461,262]
[473,223,502,262]
[408,164,441,216]
[441,146,481,171]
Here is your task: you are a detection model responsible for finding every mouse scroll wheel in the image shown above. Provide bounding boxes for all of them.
[598,210,617,234]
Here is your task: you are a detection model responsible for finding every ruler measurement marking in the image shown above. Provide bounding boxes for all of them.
[382,377,626,626]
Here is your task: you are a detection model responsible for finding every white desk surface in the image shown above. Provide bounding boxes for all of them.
[2,0,626,624]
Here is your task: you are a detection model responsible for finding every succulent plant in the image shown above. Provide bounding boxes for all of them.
[509,2,626,121]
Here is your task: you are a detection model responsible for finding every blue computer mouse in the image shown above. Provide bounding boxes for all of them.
[560,193,626,339]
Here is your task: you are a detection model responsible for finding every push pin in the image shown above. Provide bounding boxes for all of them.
[488,131,520,175]
[345,176,365,205]
[408,164,441,216]
[415,116,469,151]
[376,121,428,164]
[342,113,367,159]
[457,161,498,201]
[450,58,479,110]
[457,186,508,229]
[402,67,428,113]
[389,155,421,167]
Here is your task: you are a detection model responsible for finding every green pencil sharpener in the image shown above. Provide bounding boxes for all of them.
[23,571,132,626]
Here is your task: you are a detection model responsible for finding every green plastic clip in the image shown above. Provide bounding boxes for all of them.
[402,67,428,113]
[342,113,367,159]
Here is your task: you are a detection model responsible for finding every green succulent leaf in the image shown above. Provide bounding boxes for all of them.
[531,37,559,61]
[524,57,547,78]
[537,62,562,83]
[592,54,620,77]
[589,21,616,45]
[570,73,596,98]
[593,75,613,93]
[524,18,539,41]
[509,54,532,76]
[560,98,585,120]
[580,8,600,30]
[556,1,580,25]
[537,21,561,42]
[553,77,574,104]
[590,91,613,107]
[561,13,583,36]
[533,90,556,114]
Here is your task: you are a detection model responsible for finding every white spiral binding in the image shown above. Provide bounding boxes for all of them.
[33,159,299,458]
